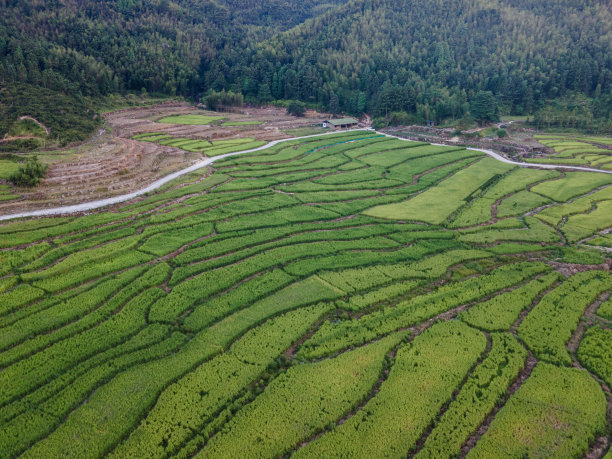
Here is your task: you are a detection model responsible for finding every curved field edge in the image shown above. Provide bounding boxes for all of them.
[2,129,612,222]
[0,132,610,458]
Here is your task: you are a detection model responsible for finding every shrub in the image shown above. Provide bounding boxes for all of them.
[204,89,244,111]
[9,155,48,187]
[287,101,306,117]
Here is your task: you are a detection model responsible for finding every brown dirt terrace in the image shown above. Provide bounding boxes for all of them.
[0,103,328,214]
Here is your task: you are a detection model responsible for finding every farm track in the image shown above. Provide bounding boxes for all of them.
[0,103,327,215]
[3,130,612,222]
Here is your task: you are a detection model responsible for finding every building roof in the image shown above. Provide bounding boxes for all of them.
[326,117,358,125]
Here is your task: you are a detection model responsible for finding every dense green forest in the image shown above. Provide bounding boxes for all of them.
[227,0,612,128]
[0,0,611,142]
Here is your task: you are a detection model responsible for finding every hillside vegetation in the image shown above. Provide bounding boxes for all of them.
[0,0,611,144]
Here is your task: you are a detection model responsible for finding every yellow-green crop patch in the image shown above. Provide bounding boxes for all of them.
[468,363,606,458]
[364,157,513,224]
[531,134,612,168]
[132,132,265,155]
[1,131,611,458]
[531,172,612,201]
[0,160,20,180]
[0,184,19,202]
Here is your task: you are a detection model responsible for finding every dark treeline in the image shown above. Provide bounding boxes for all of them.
[214,0,612,129]
[0,0,228,97]
[0,0,611,141]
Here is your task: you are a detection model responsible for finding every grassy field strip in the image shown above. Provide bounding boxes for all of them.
[293,321,486,458]
[0,265,167,368]
[164,238,404,319]
[531,172,612,202]
[535,184,612,226]
[172,226,398,281]
[0,277,109,330]
[450,168,559,227]
[172,216,382,266]
[496,190,552,218]
[415,333,527,459]
[297,262,549,360]
[518,271,612,365]
[0,327,186,458]
[467,363,607,458]
[457,216,560,244]
[16,280,343,457]
[183,269,296,332]
[364,158,514,224]
[596,297,612,320]
[108,305,333,458]
[0,284,171,407]
[562,200,612,243]
[156,114,224,125]
[578,326,612,388]
[192,333,405,458]
[460,272,561,331]
[0,269,143,356]
[0,130,370,222]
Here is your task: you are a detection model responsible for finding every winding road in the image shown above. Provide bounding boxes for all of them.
[1,129,611,222]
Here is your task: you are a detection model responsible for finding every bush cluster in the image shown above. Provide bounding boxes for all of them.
[9,156,48,187]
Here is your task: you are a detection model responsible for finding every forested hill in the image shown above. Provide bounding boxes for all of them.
[0,0,348,98]
[1,0,611,142]
[224,0,612,125]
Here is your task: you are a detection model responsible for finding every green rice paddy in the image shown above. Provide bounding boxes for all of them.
[1,131,611,458]
[530,134,612,169]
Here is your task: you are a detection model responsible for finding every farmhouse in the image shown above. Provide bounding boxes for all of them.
[323,117,359,129]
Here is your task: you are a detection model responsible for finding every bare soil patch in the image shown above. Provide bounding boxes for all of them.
[0,103,329,214]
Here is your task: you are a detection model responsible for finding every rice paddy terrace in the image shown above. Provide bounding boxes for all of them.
[1,130,612,458]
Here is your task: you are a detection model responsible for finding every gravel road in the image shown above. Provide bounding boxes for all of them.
[1,129,611,222]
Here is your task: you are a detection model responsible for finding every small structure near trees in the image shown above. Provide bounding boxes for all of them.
[323,117,358,129]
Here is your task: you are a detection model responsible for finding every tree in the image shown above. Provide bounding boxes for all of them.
[9,156,48,187]
[357,91,367,114]
[329,92,339,116]
[204,90,244,111]
[471,91,498,123]
[258,83,272,102]
[287,101,306,117]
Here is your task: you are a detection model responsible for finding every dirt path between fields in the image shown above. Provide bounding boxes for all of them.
[2,130,612,222]
[0,130,365,221]
[382,132,612,174]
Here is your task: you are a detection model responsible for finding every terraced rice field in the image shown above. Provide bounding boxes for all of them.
[132,133,266,156]
[1,131,612,458]
[530,134,612,170]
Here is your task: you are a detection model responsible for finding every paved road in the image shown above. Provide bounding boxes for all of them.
[0,130,363,222]
[1,129,611,222]
[382,132,612,173]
